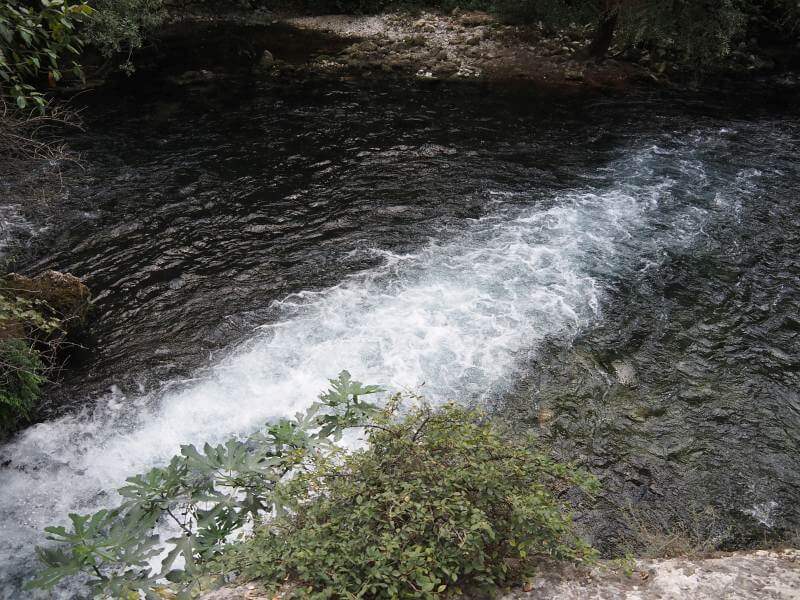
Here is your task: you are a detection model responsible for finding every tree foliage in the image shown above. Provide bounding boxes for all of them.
[0,339,45,432]
[83,0,166,70]
[614,0,747,62]
[493,0,800,62]
[0,0,92,110]
[0,0,166,109]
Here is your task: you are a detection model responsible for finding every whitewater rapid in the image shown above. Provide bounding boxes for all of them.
[0,134,737,596]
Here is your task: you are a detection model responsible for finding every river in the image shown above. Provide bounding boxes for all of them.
[0,73,798,596]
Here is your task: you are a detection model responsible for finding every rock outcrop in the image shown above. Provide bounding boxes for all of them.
[3,270,91,336]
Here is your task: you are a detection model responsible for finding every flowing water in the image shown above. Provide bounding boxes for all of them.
[1,73,799,596]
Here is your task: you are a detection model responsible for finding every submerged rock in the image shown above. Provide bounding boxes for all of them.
[564,66,586,81]
[259,49,274,69]
[173,69,217,85]
[611,359,637,386]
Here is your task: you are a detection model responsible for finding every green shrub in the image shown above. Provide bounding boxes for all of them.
[0,0,166,107]
[490,0,800,63]
[0,0,93,111]
[232,401,598,598]
[0,292,63,334]
[0,339,45,433]
[615,0,747,64]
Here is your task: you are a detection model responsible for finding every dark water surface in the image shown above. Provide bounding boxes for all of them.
[1,72,799,595]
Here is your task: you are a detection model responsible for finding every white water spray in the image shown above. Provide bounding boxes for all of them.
[0,138,725,596]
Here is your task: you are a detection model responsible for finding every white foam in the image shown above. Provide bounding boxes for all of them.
[0,140,724,596]
[0,204,35,259]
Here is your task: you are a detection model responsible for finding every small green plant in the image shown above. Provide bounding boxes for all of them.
[0,293,62,433]
[610,552,637,578]
[29,371,383,598]
[0,293,63,335]
[0,0,93,111]
[0,339,45,431]
[232,400,598,598]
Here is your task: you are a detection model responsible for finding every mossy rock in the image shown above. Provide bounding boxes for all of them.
[0,271,89,436]
[4,270,91,334]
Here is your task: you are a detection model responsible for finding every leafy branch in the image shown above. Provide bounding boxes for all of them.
[0,0,93,111]
[28,371,383,599]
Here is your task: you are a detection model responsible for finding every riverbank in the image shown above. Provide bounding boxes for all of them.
[282,10,648,88]
[204,550,800,599]
[135,7,797,93]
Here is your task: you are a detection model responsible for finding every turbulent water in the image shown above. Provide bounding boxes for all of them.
[1,75,799,596]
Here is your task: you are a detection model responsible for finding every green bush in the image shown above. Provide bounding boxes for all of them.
[232,401,598,598]
[490,0,800,63]
[0,0,166,107]
[615,0,746,64]
[0,0,93,111]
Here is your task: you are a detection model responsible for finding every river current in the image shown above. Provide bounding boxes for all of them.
[0,75,798,596]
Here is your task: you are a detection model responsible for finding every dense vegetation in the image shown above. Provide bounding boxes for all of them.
[0,338,46,431]
[29,373,597,598]
[0,0,167,109]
